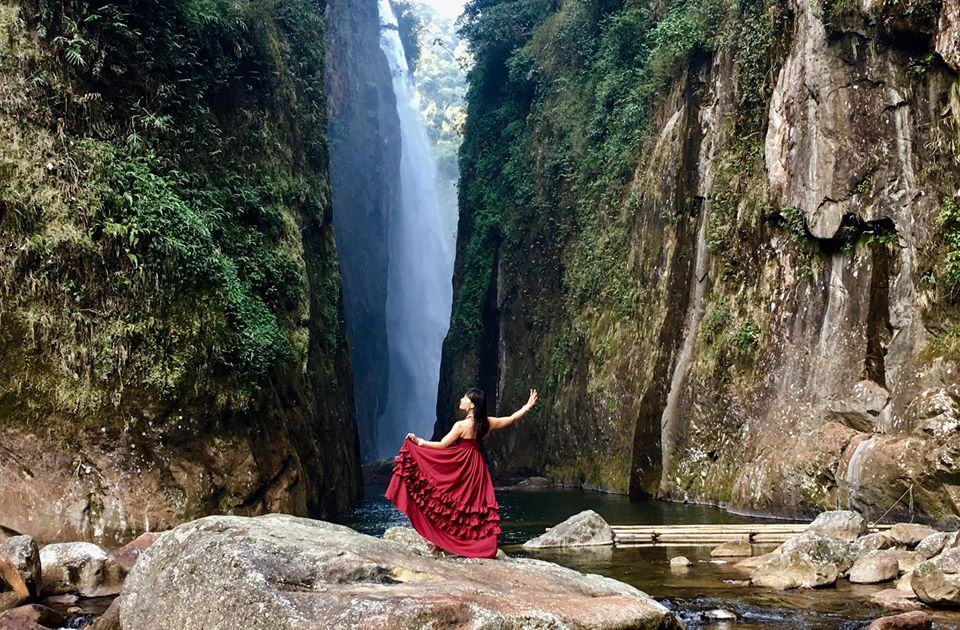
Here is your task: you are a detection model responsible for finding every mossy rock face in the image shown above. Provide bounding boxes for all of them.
[0,0,361,541]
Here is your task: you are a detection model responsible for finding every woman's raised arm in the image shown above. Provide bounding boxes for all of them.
[408,421,463,449]
[488,389,538,430]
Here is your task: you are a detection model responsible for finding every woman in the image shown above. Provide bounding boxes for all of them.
[385,387,538,558]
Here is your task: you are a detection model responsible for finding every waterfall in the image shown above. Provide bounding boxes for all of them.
[375,0,456,457]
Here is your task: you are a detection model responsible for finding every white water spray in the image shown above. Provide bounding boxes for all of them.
[376,0,456,457]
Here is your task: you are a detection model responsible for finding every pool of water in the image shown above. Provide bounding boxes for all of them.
[335,484,960,629]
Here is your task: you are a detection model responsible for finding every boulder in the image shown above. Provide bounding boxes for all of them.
[779,532,853,571]
[937,0,960,72]
[39,542,124,597]
[750,533,851,589]
[750,552,839,589]
[897,572,914,592]
[866,611,932,630]
[0,604,66,630]
[669,556,692,567]
[849,550,900,584]
[888,524,938,547]
[119,515,681,629]
[710,539,752,558]
[888,550,925,575]
[851,533,899,559]
[734,552,777,570]
[915,531,960,559]
[109,533,161,573]
[0,556,29,613]
[511,476,552,490]
[382,527,440,557]
[522,510,614,549]
[912,548,960,605]
[871,589,923,612]
[0,537,39,600]
[361,458,396,484]
[805,510,867,542]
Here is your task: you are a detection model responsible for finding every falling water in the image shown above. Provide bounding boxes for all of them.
[375,0,456,457]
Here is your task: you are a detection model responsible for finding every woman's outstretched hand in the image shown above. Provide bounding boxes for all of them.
[406,433,422,446]
[526,389,538,409]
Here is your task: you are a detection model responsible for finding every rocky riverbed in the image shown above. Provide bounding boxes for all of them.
[4,508,960,629]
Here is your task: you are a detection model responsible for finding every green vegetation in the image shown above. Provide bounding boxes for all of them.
[0,0,344,423]
[938,195,960,292]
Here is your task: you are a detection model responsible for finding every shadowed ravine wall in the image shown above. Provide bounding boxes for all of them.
[438,0,960,526]
[0,0,362,543]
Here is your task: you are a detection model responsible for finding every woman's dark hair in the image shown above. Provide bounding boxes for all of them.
[467,388,490,440]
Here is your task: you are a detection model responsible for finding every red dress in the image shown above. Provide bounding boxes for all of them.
[385,437,501,558]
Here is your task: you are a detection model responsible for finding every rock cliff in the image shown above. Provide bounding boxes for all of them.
[0,0,361,543]
[439,0,960,525]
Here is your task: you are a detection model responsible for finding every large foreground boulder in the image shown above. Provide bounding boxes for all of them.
[119,515,680,629]
[750,533,851,589]
[522,509,615,549]
[0,537,40,599]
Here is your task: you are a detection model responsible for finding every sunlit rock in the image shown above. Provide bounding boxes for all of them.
[522,510,614,549]
[119,515,679,629]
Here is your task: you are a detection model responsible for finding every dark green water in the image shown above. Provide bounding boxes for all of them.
[335,484,960,629]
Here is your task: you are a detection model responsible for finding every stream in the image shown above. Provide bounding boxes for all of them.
[335,484,960,629]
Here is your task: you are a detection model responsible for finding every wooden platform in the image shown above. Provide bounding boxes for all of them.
[610,523,894,546]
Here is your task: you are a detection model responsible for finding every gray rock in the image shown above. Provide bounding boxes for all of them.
[912,548,960,606]
[888,550,925,575]
[750,552,840,589]
[805,510,867,542]
[916,531,960,559]
[851,533,899,559]
[119,515,680,630]
[704,609,737,620]
[0,537,38,599]
[888,524,938,548]
[710,539,752,558]
[849,550,900,584]
[780,532,853,571]
[897,572,914,593]
[38,542,124,597]
[0,603,66,629]
[511,476,552,490]
[522,509,614,549]
[938,0,960,72]
[826,380,890,432]
[382,527,439,557]
[669,556,692,567]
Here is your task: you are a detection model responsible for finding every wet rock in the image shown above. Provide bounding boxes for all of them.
[704,609,736,620]
[109,532,160,573]
[522,509,614,549]
[871,589,923,612]
[710,539,752,558]
[851,533,899,559]
[888,525,938,548]
[907,389,960,436]
[0,537,40,599]
[911,548,960,605]
[382,526,440,557]
[915,531,960,559]
[734,552,777,570]
[849,550,900,583]
[361,458,396,484]
[511,476,552,490]
[805,510,867,542]
[120,515,680,629]
[39,542,124,597]
[0,604,66,630]
[92,597,121,630]
[866,611,932,630]
[669,556,692,567]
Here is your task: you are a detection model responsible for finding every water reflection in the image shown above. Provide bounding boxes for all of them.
[335,485,960,629]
